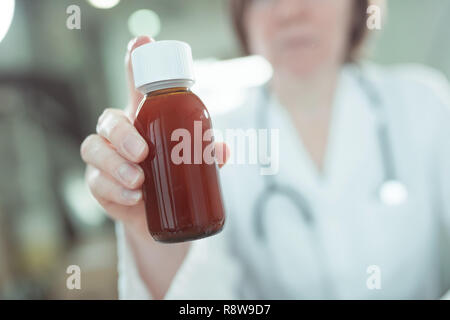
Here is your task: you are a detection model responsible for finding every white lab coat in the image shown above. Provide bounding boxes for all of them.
[115,62,450,299]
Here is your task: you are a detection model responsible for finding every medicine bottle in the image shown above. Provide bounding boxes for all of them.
[131,40,226,243]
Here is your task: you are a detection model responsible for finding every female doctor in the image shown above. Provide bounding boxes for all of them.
[80,0,450,299]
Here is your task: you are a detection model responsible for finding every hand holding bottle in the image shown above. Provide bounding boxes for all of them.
[79,36,228,298]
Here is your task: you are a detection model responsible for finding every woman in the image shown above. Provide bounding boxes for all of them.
[80,0,450,299]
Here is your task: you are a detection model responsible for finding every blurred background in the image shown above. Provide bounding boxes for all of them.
[0,0,449,299]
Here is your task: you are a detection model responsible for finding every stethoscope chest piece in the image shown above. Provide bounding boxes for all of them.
[378,180,408,206]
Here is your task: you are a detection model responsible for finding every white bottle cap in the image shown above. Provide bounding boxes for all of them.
[131,40,196,93]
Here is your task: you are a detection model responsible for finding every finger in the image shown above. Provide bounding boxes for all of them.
[81,134,145,189]
[86,165,143,207]
[96,108,149,163]
[125,35,154,121]
[96,196,147,226]
[214,142,230,168]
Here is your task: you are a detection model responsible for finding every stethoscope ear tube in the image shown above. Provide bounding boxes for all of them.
[356,65,409,205]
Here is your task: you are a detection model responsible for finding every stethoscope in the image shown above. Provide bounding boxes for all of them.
[252,64,409,298]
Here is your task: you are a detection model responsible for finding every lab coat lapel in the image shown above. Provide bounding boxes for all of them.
[324,66,379,196]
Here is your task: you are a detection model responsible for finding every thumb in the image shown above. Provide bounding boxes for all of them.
[125,35,154,121]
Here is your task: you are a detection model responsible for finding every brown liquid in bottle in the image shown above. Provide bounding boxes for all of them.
[134,87,225,243]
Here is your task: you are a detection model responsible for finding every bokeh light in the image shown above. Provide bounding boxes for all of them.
[0,0,15,43]
[87,0,120,9]
[128,9,161,38]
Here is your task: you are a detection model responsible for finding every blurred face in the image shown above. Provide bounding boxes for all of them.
[244,0,354,77]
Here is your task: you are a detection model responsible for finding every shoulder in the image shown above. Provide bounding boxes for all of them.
[361,62,450,165]
[389,63,449,99]
[363,62,450,111]
[360,62,450,136]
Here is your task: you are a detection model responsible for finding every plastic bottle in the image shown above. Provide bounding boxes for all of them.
[131,40,226,243]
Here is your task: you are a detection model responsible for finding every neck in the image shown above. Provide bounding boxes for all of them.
[270,66,340,115]
[268,65,342,173]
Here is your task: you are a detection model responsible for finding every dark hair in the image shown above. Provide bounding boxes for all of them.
[229,0,369,62]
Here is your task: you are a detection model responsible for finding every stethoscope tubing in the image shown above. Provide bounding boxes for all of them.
[252,64,402,298]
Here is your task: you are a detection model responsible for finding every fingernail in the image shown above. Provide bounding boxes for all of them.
[127,37,138,51]
[123,134,146,159]
[122,189,142,203]
[127,36,152,52]
[97,112,119,137]
[118,163,142,186]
